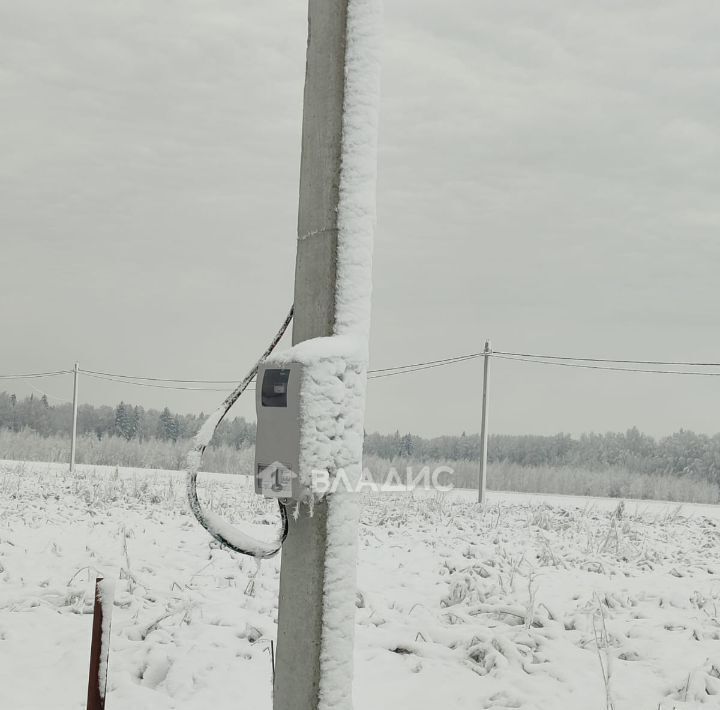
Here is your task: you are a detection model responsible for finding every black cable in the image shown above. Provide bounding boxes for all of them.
[186,306,294,559]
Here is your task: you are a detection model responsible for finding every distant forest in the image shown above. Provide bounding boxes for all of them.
[364,430,720,483]
[0,392,255,450]
[2,391,720,483]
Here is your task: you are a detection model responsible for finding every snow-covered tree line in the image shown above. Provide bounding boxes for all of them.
[365,428,720,484]
[0,392,255,449]
[2,391,720,484]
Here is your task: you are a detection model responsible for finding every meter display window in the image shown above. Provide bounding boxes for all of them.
[261,369,290,407]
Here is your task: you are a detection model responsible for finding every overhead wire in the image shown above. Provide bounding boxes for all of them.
[6,348,720,388]
[81,371,246,392]
[0,370,71,380]
[368,351,483,374]
[367,353,481,378]
[77,352,483,386]
[493,353,720,376]
[494,350,720,367]
[79,355,482,389]
[79,368,242,385]
[28,383,70,403]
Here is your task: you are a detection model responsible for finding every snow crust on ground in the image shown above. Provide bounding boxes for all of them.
[2,460,720,709]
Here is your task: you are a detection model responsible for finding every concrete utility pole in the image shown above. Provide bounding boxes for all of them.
[274,2,366,709]
[70,362,79,472]
[478,341,491,503]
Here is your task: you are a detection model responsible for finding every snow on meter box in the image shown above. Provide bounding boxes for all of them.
[254,337,368,502]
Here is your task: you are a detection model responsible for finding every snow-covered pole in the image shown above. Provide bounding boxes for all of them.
[273,1,382,709]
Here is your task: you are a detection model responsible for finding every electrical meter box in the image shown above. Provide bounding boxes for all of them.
[254,362,304,499]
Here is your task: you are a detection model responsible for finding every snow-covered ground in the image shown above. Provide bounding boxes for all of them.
[1,460,719,709]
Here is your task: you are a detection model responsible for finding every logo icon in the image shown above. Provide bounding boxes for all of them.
[256,462,296,498]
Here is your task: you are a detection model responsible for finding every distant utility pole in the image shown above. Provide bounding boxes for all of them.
[70,362,79,472]
[274,1,380,709]
[478,341,491,503]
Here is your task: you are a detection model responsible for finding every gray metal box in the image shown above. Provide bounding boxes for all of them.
[254,362,304,499]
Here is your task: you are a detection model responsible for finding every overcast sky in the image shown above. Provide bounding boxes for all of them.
[2,1,720,438]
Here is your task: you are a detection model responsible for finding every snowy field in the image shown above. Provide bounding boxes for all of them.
[2,461,720,709]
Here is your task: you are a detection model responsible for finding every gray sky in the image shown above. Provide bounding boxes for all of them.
[2,1,720,438]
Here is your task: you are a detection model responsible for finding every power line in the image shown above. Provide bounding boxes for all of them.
[368,352,483,374]
[6,345,720,387]
[0,370,71,380]
[78,353,483,385]
[80,355,479,390]
[28,383,70,403]
[493,353,720,376]
[367,353,481,378]
[81,371,247,392]
[74,348,720,386]
[79,368,242,385]
[494,350,720,367]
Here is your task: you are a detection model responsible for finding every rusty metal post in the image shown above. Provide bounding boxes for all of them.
[87,576,113,710]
